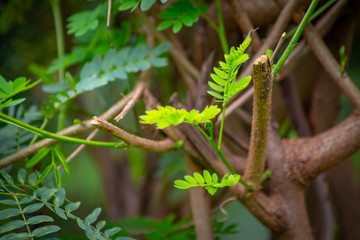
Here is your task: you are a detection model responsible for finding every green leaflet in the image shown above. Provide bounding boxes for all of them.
[157,0,208,33]
[139,105,221,129]
[208,38,252,103]
[67,3,107,37]
[174,170,241,195]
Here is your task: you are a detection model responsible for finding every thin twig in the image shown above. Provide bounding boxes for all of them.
[225,0,261,52]
[277,0,347,81]
[244,55,274,189]
[91,117,176,153]
[59,129,99,170]
[301,23,360,107]
[270,32,286,63]
[114,68,153,121]
[107,0,114,49]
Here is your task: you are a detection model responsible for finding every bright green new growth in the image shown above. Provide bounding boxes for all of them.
[208,37,252,103]
[139,105,221,129]
[174,170,240,195]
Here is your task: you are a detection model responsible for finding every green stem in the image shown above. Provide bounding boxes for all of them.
[0,113,125,148]
[272,0,319,76]
[30,117,49,145]
[12,193,34,240]
[200,13,219,32]
[284,0,336,39]
[49,0,68,133]
[195,125,253,189]
[218,103,226,150]
[215,0,229,54]
[49,0,65,82]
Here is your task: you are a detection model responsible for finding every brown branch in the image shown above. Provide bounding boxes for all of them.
[244,55,274,189]
[0,70,152,168]
[285,108,360,183]
[91,117,175,153]
[114,68,153,122]
[186,157,214,240]
[225,0,261,52]
[297,20,360,107]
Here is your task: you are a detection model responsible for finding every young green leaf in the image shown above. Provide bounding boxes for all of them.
[140,105,221,129]
[65,202,81,212]
[54,207,68,220]
[85,207,102,224]
[208,38,252,103]
[17,169,26,185]
[32,225,60,237]
[34,165,52,186]
[157,0,208,33]
[27,215,54,225]
[26,148,50,168]
[0,232,30,240]
[0,220,25,234]
[0,208,20,220]
[193,172,205,185]
[184,175,197,185]
[23,203,44,214]
[174,180,192,189]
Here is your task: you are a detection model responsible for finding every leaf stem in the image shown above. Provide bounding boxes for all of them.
[284,0,336,39]
[272,0,319,76]
[195,125,253,189]
[218,103,226,150]
[49,0,65,83]
[215,0,229,54]
[12,192,34,240]
[0,112,125,148]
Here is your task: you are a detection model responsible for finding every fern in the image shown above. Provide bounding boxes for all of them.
[0,168,132,240]
[157,0,208,33]
[43,42,171,117]
[139,105,221,129]
[208,37,252,104]
[174,170,240,195]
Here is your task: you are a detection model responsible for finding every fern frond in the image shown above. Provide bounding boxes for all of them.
[174,170,240,195]
[208,38,252,103]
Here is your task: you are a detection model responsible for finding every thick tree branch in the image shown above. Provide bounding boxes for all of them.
[285,108,360,183]
[244,55,274,189]
[91,117,176,153]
